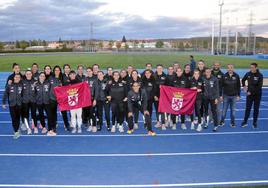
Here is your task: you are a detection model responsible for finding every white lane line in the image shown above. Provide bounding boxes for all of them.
[1,131,268,137]
[0,149,268,157]
[0,180,268,187]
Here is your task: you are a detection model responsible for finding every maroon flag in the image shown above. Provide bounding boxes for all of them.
[54,82,92,111]
[158,85,197,115]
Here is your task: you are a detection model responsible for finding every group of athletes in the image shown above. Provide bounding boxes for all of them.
[2,55,264,139]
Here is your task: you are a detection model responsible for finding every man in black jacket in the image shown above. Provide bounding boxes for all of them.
[220,64,241,127]
[241,63,263,128]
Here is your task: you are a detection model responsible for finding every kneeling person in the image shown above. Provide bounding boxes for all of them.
[127,82,156,136]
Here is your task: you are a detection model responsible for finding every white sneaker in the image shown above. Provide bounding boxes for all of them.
[21,123,27,131]
[119,125,124,133]
[77,127,82,133]
[134,123,139,130]
[181,123,187,130]
[155,122,161,128]
[87,126,92,132]
[34,127,38,134]
[162,124,166,130]
[111,125,116,133]
[71,128,77,134]
[172,124,176,130]
[196,124,202,132]
[191,122,195,130]
[27,128,32,135]
[92,126,97,133]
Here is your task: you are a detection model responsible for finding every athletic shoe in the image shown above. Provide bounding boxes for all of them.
[154,122,161,128]
[97,125,102,131]
[190,122,195,130]
[127,129,134,134]
[77,127,82,134]
[134,123,139,130]
[34,127,38,134]
[47,130,56,136]
[171,124,176,130]
[27,128,32,135]
[213,126,219,132]
[13,131,21,139]
[21,123,27,131]
[241,122,248,128]
[253,123,258,129]
[230,123,236,128]
[111,125,116,133]
[41,127,47,134]
[31,122,35,129]
[161,124,166,130]
[86,126,92,132]
[219,120,225,127]
[196,124,202,132]
[181,123,187,130]
[148,131,156,136]
[119,125,124,133]
[65,126,71,132]
[92,126,97,133]
[71,128,77,134]
[203,124,208,129]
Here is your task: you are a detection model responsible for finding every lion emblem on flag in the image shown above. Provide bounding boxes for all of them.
[67,88,79,106]
[171,92,184,111]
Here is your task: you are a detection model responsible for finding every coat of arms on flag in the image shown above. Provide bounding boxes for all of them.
[171,92,184,111]
[67,88,78,106]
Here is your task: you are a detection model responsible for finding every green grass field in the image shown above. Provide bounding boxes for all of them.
[0,53,267,71]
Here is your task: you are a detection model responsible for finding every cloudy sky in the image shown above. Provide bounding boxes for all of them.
[0,0,267,41]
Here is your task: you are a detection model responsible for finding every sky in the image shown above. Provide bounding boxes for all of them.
[0,0,267,41]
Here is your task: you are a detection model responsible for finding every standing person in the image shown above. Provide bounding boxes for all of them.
[127,65,134,81]
[67,71,83,134]
[44,65,52,80]
[172,67,193,130]
[241,63,263,128]
[5,63,23,87]
[127,82,156,136]
[93,71,111,131]
[85,67,97,132]
[76,65,87,126]
[61,64,71,131]
[165,66,176,127]
[212,62,224,124]
[190,70,204,132]
[127,70,142,90]
[92,64,100,79]
[76,65,86,82]
[2,74,23,139]
[104,67,113,83]
[197,60,206,78]
[21,70,37,134]
[120,69,129,124]
[154,64,167,130]
[141,69,156,118]
[141,63,154,78]
[165,66,176,86]
[47,66,62,136]
[35,72,49,134]
[190,55,196,72]
[31,63,39,81]
[220,64,241,128]
[203,68,219,132]
[106,71,128,133]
